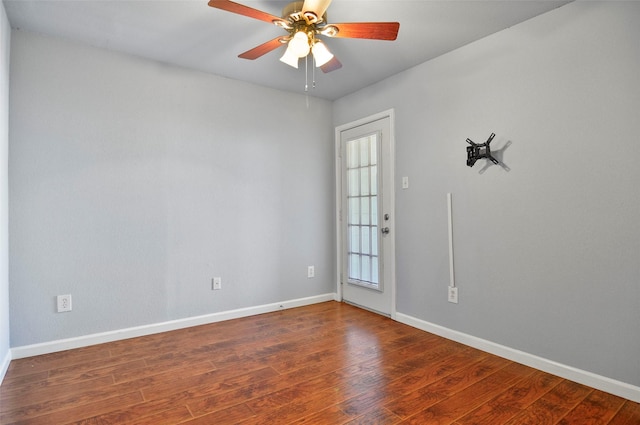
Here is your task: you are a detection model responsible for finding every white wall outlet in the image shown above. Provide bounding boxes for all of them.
[307,266,315,278]
[57,294,72,312]
[212,277,222,290]
[402,176,409,189]
[448,286,458,304]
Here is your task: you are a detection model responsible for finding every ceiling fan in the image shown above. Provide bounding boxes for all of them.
[207,0,400,73]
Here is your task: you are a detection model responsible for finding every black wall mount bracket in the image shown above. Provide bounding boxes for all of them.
[466,133,499,167]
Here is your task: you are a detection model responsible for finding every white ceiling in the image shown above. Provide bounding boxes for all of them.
[3,0,571,100]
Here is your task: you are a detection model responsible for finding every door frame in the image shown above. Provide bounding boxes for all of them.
[334,109,396,319]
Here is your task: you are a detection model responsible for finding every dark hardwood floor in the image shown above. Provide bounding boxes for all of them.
[1,301,639,424]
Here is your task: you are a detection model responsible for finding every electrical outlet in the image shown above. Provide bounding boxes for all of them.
[57,294,72,312]
[212,277,222,290]
[448,286,458,304]
[307,266,315,278]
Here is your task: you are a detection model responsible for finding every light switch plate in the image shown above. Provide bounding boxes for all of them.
[212,277,222,290]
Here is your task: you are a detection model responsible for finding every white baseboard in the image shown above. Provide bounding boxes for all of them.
[11,293,337,360]
[0,348,10,385]
[396,312,640,403]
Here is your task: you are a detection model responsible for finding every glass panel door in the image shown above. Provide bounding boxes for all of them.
[338,112,395,317]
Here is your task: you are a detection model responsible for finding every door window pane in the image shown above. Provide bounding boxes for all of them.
[348,141,359,168]
[362,256,371,282]
[371,229,378,256]
[349,254,361,281]
[360,168,370,196]
[349,198,360,225]
[348,169,359,197]
[371,196,378,226]
[372,257,379,283]
[361,197,370,225]
[350,226,360,252]
[370,165,378,196]
[360,137,370,165]
[361,227,370,255]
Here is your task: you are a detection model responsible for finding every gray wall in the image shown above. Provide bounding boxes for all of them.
[334,1,640,387]
[9,31,335,347]
[0,1,10,376]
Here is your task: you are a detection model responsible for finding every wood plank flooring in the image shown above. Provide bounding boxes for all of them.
[1,301,639,424]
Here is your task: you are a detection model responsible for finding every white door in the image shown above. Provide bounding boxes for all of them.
[336,111,395,317]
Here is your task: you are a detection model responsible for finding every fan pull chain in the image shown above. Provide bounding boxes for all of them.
[304,55,309,92]
[304,56,310,108]
[312,57,316,89]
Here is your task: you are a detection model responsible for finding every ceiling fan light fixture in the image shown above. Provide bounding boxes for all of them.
[208,0,399,76]
[311,40,333,67]
[279,46,299,68]
[289,30,311,58]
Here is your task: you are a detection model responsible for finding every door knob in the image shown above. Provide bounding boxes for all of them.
[381,227,390,234]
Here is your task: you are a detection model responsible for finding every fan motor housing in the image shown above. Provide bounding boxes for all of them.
[282,1,327,25]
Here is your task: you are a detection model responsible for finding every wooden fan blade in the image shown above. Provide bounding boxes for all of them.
[327,22,400,40]
[302,0,332,19]
[239,37,286,60]
[208,0,283,25]
[320,56,342,73]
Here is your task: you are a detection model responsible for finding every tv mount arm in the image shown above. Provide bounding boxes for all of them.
[466,133,499,167]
